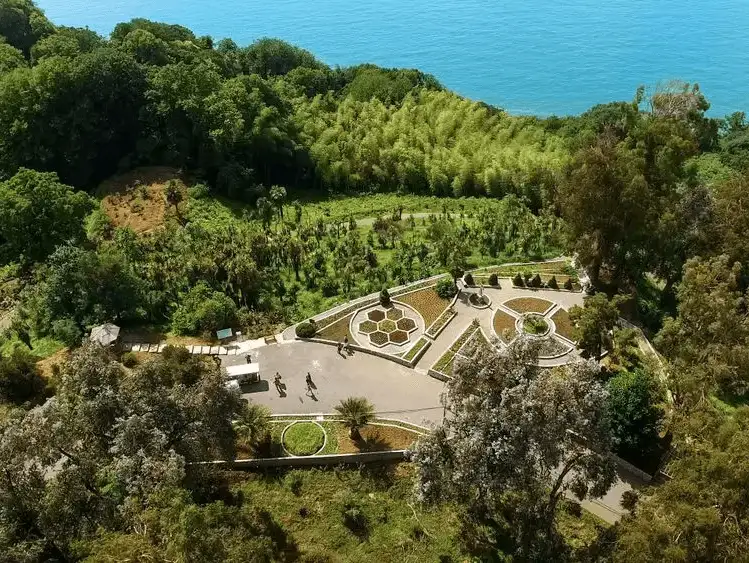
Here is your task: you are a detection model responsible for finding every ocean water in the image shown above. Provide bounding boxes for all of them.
[36,0,749,116]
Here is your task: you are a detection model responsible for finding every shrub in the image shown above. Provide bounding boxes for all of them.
[531,273,543,288]
[463,272,474,286]
[284,472,303,496]
[51,317,82,347]
[171,282,237,336]
[488,273,499,286]
[0,348,47,406]
[379,288,391,307]
[295,322,316,338]
[513,273,524,287]
[564,278,574,290]
[547,275,559,289]
[320,277,339,297]
[188,182,211,199]
[121,351,138,367]
[341,499,369,539]
[435,278,457,299]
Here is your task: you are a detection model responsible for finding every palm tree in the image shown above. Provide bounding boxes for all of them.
[234,403,271,448]
[335,397,375,439]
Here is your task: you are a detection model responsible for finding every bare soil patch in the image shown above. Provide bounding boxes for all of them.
[318,313,354,342]
[493,310,518,344]
[551,308,576,341]
[335,424,420,453]
[35,348,70,379]
[98,166,188,234]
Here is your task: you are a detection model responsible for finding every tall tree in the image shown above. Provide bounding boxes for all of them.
[0,168,93,265]
[656,255,749,403]
[413,341,614,560]
[569,293,625,361]
[614,406,749,562]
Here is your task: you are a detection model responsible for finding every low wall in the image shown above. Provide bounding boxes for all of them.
[214,450,409,469]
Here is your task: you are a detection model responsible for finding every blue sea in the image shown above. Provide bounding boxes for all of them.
[36,0,749,117]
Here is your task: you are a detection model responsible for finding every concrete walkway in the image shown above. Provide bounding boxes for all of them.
[229,340,447,428]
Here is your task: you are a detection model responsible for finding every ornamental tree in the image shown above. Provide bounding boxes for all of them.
[413,341,615,560]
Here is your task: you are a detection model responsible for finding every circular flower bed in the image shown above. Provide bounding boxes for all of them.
[468,293,491,309]
[522,314,549,336]
[282,422,326,456]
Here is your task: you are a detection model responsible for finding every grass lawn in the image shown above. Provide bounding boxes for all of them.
[397,287,451,328]
[551,308,576,341]
[231,464,608,562]
[493,310,518,344]
[283,422,326,456]
[0,332,66,360]
[505,297,554,314]
[318,313,355,342]
[233,464,464,562]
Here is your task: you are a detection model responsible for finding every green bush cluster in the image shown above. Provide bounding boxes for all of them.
[436,278,457,299]
[295,321,317,339]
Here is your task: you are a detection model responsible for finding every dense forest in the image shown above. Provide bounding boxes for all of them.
[2,0,749,560]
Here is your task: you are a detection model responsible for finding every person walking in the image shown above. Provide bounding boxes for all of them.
[305,371,314,389]
[273,372,283,395]
[337,340,344,356]
[245,353,252,364]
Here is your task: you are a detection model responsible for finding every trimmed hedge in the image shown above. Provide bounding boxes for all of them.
[296,321,317,338]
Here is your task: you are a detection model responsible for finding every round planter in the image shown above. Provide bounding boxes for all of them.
[516,313,553,339]
[468,293,492,309]
[281,421,327,457]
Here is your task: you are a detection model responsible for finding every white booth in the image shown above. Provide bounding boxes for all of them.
[225,363,260,385]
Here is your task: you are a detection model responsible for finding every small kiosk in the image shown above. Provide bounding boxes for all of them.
[225,363,261,385]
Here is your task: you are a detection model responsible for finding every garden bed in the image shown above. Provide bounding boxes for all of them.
[238,419,421,459]
[403,337,430,362]
[458,329,491,359]
[493,310,518,344]
[396,287,451,327]
[432,325,478,377]
[505,297,553,315]
[425,307,456,337]
[318,313,355,342]
[551,308,576,341]
[537,337,571,358]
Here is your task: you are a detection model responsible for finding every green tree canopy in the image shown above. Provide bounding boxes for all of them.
[0,168,93,265]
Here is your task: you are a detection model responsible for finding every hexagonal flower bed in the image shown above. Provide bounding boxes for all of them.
[386,308,404,321]
[358,320,377,334]
[368,310,385,322]
[379,319,397,332]
[396,317,416,332]
[389,330,409,344]
[370,331,389,347]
